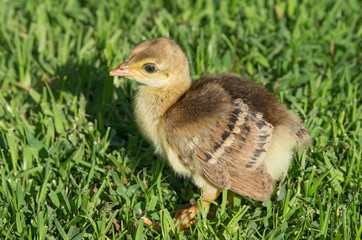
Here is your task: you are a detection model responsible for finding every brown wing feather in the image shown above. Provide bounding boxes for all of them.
[165,82,275,201]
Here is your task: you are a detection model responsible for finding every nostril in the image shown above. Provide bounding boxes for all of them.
[119,62,128,70]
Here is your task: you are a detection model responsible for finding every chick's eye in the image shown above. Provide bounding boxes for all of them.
[143,64,156,73]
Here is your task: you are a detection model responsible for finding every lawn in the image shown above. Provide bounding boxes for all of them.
[0,0,361,239]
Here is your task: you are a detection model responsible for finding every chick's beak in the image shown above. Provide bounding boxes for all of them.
[109,62,133,77]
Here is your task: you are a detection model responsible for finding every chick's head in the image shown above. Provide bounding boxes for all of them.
[110,38,191,88]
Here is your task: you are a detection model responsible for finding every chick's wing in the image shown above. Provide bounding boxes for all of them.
[165,81,275,201]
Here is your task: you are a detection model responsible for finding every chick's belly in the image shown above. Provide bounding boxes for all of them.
[164,145,192,177]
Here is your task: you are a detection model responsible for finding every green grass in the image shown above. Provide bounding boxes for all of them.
[0,0,361,239]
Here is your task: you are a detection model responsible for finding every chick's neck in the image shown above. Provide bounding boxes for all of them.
[136,77,191,117]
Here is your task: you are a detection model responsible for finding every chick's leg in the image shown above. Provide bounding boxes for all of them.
[175,182,220,230]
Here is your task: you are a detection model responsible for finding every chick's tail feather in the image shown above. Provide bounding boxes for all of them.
[294,126,312,150]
